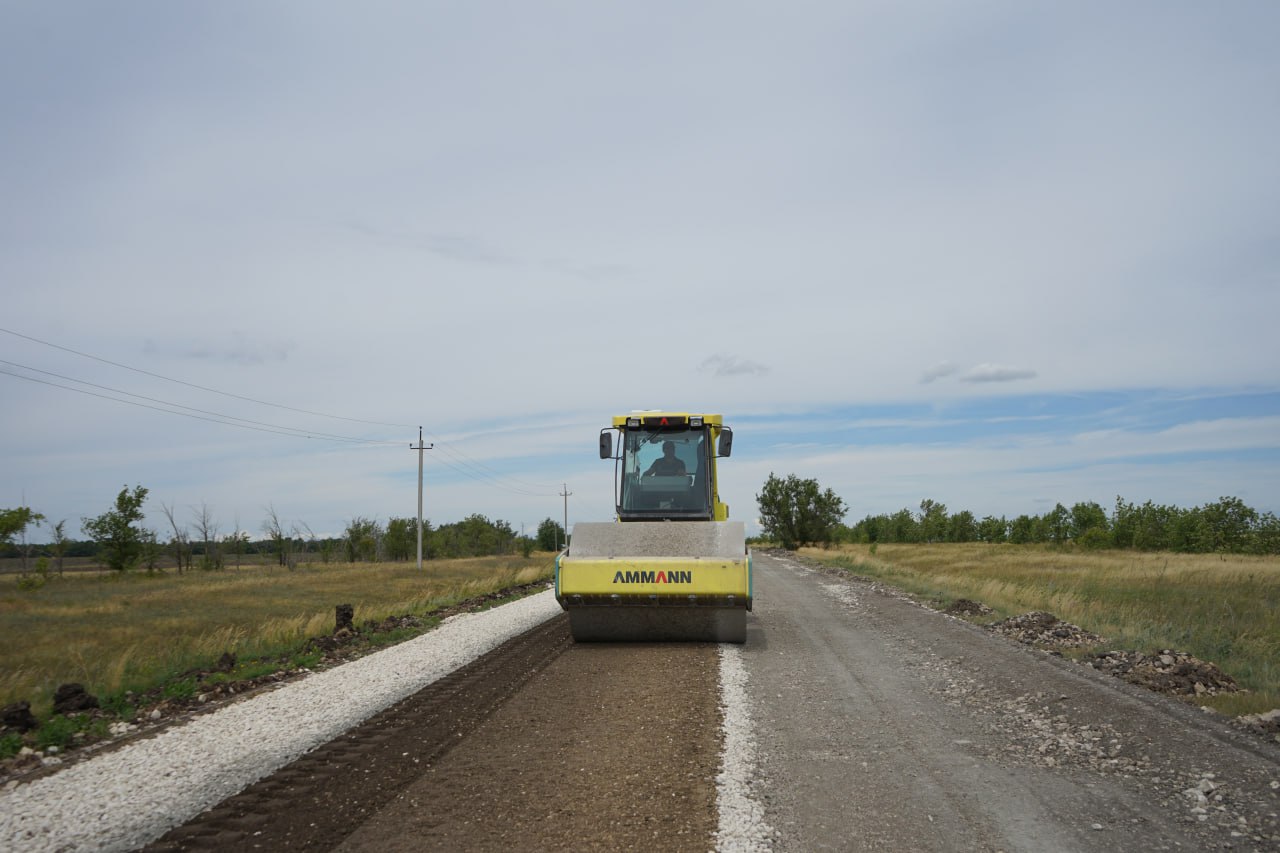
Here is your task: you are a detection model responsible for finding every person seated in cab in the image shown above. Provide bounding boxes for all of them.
[644,440,687,477]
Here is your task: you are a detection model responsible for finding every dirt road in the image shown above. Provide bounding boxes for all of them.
[749,551,1280,851]
[148,552,1280,851]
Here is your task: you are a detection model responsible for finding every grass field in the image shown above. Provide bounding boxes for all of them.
[0,555,556,718]
[800,543,1280,716]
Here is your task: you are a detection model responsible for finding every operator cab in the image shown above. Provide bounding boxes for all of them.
[599,412,733,522]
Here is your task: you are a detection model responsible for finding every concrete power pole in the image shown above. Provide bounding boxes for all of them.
[411,427,433,570]
[560,483,572,552]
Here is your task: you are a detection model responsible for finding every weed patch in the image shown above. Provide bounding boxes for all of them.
[0,733,22,760]
[34,715,79,751]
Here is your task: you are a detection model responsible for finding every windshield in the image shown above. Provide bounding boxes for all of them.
[619,428,711,517]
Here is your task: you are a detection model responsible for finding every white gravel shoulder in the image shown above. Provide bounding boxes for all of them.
[0,589,561,853]
[715,644,773,852]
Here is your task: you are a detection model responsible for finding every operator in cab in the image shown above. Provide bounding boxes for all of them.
[644,440,687,477]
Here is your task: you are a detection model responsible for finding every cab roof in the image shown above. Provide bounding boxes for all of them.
[611,412,723,428]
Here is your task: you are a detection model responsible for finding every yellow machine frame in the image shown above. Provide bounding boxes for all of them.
[555,411,751,642]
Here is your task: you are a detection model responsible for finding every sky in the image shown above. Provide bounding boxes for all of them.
[3,2,1278,542]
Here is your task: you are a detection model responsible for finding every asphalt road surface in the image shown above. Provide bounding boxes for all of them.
[149,551,1280,852]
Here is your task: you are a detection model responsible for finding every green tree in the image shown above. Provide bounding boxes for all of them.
[344,517,383,562]
[384,517,417,561]
[1252,512,1280,555]
[756,473,847,550]
[886,508,918,543]
[947,510,977,543]
[1043,503,1070,545]
[81,486,150,572]
[852,513,881,543]
[1200,496,1257,552]
[977,515,1008,543]
[536,518,565,552]
[918,499,949,543]
[1069,501,1108,541]
[1,506,46,571]
[1008,514,1036,544]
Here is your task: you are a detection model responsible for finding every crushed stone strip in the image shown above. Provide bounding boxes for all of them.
[0,590,561,853]
[716,643,774,852]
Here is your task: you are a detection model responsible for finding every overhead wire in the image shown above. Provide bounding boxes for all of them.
[0,358,401,445]
[1,326,566,497]
[0,326,416,429]
[425,452,558,497]
[0,368,398,444]
[426,434,564,492]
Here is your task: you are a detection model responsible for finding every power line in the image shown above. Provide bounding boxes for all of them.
[428,439,563,492]
[0,326,416,429]
[1,327,566,497]
[0,368,398,444]
[426,451,559,497]
[0,358,401,445]
[3,365,563,496]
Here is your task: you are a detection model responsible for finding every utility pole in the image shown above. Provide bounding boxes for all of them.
[559,483,572,552]
[411,426,433,570]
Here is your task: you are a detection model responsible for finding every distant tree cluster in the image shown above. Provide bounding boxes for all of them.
[2,486,566,572]
[846,496,1280,554]
[750,472,1279,556]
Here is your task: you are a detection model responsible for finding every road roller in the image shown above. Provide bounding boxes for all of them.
[555,412,752,642]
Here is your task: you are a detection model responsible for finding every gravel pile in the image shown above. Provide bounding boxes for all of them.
[0,590,562,853]
[944,598,994,616]
[988,611,1105,648]
[1237,709,1280,742]
[1087,649,1241,697]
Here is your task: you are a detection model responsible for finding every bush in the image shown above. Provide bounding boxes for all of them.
[1077,527,1112,551]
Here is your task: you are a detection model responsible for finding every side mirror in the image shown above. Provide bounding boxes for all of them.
[599,430,613,459]
[717,427,733,458]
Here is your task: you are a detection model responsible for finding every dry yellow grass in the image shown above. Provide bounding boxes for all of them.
[0,555,555,716]
[802,543,1280,715]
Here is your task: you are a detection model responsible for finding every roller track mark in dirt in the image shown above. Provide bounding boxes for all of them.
[335,640,722,853]
[144,615,573,852]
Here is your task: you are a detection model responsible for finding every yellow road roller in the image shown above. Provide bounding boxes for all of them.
[555,412,752,642]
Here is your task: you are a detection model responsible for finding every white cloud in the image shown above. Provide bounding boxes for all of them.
[920,361,959,383]
[919,362,1038,385]
[959,364,1038,384]
[700,354,770,378]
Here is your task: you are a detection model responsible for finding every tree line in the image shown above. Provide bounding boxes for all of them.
[1,486,568,574]
[754,473,1280,554]
[848,495,1279,554]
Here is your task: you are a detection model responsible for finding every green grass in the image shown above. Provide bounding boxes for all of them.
[0,732,23,759]
[802,543,1280,715]
[33,714,80,751]
[0,554,556,718]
